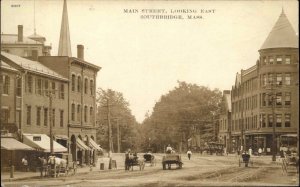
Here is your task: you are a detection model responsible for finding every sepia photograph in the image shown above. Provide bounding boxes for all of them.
[0,0,299,186]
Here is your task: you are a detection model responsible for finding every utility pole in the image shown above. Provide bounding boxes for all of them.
[271,80,276,161]
[49,91,54,155]
[117,119,120,153]
[107,98,112,155]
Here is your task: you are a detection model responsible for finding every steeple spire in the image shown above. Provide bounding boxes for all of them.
[58,0,72,56]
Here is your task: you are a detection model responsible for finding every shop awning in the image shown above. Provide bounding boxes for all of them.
[1,137,34,151]
[55,134,69,140]
[76,138,91,151]
[89,139,103,151]
[23,133,67,153]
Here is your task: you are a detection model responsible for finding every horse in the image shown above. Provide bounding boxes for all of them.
[48,156,68,177]
[125,153,145,171]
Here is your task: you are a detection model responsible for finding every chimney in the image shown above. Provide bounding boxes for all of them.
[18,25,23,42]
[77,45,84,60]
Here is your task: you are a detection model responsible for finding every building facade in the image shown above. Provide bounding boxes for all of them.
[1,25,51,60]
[229,10,298,155]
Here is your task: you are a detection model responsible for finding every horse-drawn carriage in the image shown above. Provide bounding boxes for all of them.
[162,153,183,170]
[143,153,156,166]
[125,152,145,171]
[281,153,299,175]
[238,152,253,167]
[205,142,224,155]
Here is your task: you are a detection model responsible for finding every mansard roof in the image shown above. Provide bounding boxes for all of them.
[260,10,298,50]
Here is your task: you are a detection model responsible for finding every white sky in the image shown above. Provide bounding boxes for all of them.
[1,0,298,123]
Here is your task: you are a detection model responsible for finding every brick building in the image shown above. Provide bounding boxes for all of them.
[230,10,298,155]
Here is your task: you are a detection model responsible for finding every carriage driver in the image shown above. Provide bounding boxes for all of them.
[166,144,173,154]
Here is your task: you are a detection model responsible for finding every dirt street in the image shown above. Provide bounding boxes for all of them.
[3,153,299,187]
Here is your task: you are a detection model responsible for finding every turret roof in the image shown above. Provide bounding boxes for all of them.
[260,10,298,50]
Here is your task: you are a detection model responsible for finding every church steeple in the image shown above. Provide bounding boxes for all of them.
[260,10,298,50]
[58,0,72,56]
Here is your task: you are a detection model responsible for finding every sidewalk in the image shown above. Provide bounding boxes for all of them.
[1,156,122,182]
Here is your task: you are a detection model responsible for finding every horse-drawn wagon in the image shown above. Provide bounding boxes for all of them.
[162,154,183,170]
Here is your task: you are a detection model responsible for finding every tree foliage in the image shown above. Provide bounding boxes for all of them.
[96,88,140,153]
[140,81,222,153]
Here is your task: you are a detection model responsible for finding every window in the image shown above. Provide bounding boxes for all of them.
[60,110,64,127]
[276,56,282,64]
[285,56,291,64]
[263,57,267,64]
[37,78,42,95]
[51,82,55,94]
[260,114,266,128]
[84,106,88,122]
[268,74,274,85]
[276,74,282,85]
[276,114,282,127]
[269,57,274,64]
[1,109,9,123]
[16,78,22,96]
[27,106,31,125]
[276,93,282,106]
[77,105,81,122]
[285,74,291,85]
[284,114,291,127]
[90,80,94,95]
[90,107,93,123]
[71,74,75,91]
[36,107,41,126]
[268,114,273,127]
[77,76,81,92]
[71,104,75,121]
[27,75,33,93]
[2,75,10,94]
[263,74,267,86]
[268,94,273,106]
[52,109,55,127]
[59,84,65,99]
[44,108,48,126]
[84,78,88,94]
[285,92,291,106]
[44,80,49,96]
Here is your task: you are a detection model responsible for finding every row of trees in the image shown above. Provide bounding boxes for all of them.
[96,81,222,153]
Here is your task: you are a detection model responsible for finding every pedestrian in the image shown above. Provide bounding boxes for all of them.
[38,156,47,177]
[258,147,262,156]
[248,147,252,156]
[187,149,192,160]
[21,156,29,172]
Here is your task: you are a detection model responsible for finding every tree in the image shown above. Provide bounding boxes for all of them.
[140,81,222,152]
[96,88,140,153]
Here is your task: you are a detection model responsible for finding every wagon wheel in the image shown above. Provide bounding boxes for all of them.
[178,163,182,169]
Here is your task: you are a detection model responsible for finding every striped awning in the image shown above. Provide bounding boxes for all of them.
[76,138,90,151]
[89,139,102,151]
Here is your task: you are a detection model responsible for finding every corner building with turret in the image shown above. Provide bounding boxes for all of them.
[230,10,298,155]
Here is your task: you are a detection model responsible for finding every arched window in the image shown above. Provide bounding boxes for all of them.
[71,104,75,121]
[77,76,81,92]
[84,78,88,94]
[90,80,94,95]
[77,105,81,122]
[71,74,75,91]
[84,106,88,123]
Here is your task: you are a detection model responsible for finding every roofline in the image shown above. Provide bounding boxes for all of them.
[258,47,299,51]
[70,57,101,71]
[0,54,69,82]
